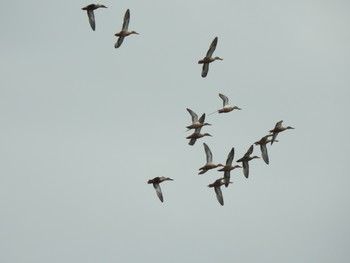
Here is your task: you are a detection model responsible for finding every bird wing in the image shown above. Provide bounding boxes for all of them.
[245,145,254,157]
[242,161,249,178]
[122,9,130,31]
[186,108,198,123]
[219,93,229,107]
[198,113,206,124]
[275,120,283,129]
[153,183,163,202]
[201,63,209,78]
[206,37,218,57]
[214,186,224,206]
[271,132,278,145]
[224,171,231,187]
[188,137,197,146]
[260,144,269,164]
[203,143,213,164]
[87,10,96,31]
[226,147,235,165]
[115,36,125,48]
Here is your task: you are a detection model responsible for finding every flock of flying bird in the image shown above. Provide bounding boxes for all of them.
[82,4,295,206]
[184,104,294,206]
[82,4,138,48]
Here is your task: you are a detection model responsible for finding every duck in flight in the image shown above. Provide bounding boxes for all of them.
[147,176,173,203]
[269,120,294,145]
[198,143,223,175]
[217,147,241,187]
[236,145,260,178]
[198,37,223,77]
[209,93,241,116]
[186,127,212,146]
[254,135,276,164]
[82,4,107,31]
[186,108,211,131]
[114,9,139,48]
[208,177,231,206]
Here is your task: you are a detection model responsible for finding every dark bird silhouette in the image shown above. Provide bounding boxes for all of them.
[147,176,173,203]
[82,4,107,31]
[198,37,223,77]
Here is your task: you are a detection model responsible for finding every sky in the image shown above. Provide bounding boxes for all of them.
[1,0,350,262]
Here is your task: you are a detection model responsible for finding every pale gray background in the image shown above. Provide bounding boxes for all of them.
[1,1,349,262]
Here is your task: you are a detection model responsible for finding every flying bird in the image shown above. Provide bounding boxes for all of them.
[269,120,295,145]
[198,143,223,175]
[209,93,241,116]
[82,4,107,31]
[236,145,260,178]
[217,147,242,187]
[186,108,211,131]
[254,135,276,164]
[208,178,231,206]
[147,176,173,203]
[198,37,223,77]
[114,9,139,48]
[186,127,212,146]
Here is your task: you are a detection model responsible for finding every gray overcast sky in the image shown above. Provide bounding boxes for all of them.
[1,0,350,262]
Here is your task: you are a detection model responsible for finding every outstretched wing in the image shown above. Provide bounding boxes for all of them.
[271,132,278,145]
[203,143,213,164]
[226,147,235,166]
[87,10,96,31]
[198,113,206,124]
[242,161,249,178]
[214,186,224,206]
[206,37,218,57]
[153,183,163,202]
[122,9,130,31]
[274,120,283,129]
[260,144,269,164]
[224,171,231,187]
[219,93,229,107]
[201,63,209,78]
[245,145,254,157]
[188,137,197,146]
[186,108,198,123]
[115,36,125,48]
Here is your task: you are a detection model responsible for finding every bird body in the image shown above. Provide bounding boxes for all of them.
[186,127,212,146]
[209,93,241,116]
